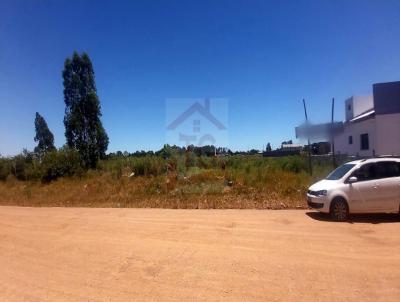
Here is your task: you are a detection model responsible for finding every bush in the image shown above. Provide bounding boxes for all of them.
[99,155,166,177]
[40,149,84,182]
[13,154,29,180]
[0,149,85,182]
[278,156,307,173]
[0,158,12,181]
[0,151,39,181]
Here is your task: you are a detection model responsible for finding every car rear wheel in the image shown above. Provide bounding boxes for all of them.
[330,198,349,222]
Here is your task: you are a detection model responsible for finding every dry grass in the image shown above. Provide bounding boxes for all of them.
[0,168,310,209]
[0,154,343,209]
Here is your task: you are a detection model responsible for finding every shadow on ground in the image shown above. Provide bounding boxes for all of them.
[306,211,400,224]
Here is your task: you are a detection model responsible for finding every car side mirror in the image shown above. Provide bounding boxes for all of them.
[348,176,358,184]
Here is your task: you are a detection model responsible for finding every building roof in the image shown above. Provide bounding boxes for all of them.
[349,109,375,123]
[281,143,302,148]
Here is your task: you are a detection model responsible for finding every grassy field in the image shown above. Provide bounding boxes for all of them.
[0,154,346,209]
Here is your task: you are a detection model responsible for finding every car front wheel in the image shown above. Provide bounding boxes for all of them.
[330,198,349,222]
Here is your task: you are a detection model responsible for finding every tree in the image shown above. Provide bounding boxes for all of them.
[248,149,259,155]
[34,112,55,155]
[158,144,172,159]
[266,143,272,152]
[62,52,109,168]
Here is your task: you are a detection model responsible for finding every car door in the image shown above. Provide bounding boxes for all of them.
[347,163,381,212]
[373,161,400,212]
[396,162,400,211]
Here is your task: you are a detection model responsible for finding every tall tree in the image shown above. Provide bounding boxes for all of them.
[266,142,272,152]
[62,52,109,168]
[34,112,55,155]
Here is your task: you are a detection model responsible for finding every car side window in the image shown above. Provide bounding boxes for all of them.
[376,161,400,178]
[352,163,376,181]
[372,163,386,179]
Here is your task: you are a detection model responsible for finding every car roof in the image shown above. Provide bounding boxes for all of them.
[347,157,400,165]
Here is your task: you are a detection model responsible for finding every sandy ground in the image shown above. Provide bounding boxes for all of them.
[0,207,399,302]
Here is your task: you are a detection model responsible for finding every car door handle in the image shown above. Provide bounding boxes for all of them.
[373,185,379,189]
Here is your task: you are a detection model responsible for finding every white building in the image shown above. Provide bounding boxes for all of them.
[334,81,400,157]
[334,95,375,157]
[296,81,400,157]
[281,143,303,151]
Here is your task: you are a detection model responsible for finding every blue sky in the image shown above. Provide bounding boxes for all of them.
[1,0,400,155]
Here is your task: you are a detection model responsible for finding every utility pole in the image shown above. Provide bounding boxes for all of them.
[303,99,312,175]
[331,98,336,168]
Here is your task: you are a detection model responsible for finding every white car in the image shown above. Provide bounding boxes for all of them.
[307,157,400,221]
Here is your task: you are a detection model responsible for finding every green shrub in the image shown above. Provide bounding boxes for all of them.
[40,149,84,182]
[99,155,166,177]
[0,158,12,180]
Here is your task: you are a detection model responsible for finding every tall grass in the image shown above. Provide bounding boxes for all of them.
[0,152,351,209]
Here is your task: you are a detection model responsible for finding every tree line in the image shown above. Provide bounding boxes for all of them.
[1,51,303,182]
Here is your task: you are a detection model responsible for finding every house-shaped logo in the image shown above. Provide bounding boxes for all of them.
[166,98,228,147]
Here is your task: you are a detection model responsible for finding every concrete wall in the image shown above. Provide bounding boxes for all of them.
[375,113,400,155]
[334,117,376,157]
[345,97,354,121]
[335,113,400,156]
[345,95,374,121]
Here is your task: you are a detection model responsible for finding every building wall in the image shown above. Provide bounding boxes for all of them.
[297,81,400,157]
[375,113,400,155]
[345,97,354,121]
[334,118,376,157]
[373,81,400,115]
[345,95,374,121]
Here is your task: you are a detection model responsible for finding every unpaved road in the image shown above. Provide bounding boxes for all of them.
[0,207,399,302]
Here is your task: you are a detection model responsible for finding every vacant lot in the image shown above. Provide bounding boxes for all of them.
[0,207,399,301]
[0,154,340,209]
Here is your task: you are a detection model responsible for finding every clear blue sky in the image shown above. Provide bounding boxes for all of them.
[1,0,400,156]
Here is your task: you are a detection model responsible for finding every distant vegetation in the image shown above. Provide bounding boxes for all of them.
[0,51,348,209]
[0,150,347,209]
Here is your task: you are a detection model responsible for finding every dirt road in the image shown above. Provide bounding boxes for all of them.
[0,207,399,301]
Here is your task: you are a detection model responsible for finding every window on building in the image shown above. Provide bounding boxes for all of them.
[360,133,369,150]
[347,104,351,111]
[348,136,353,144]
